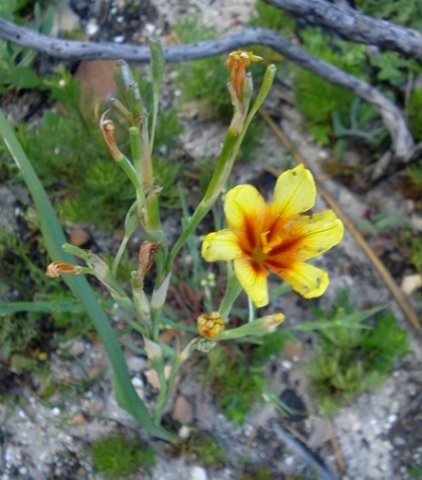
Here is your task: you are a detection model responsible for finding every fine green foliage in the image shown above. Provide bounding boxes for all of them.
[406,161,422,191]
[369,52,420,89]
[249,0,296,32]
[307,292,410,415]
[91,434,155,477]
[407,88,422,141]
[0,1,53,92]
[410,237,422,275]
[356,0,422,30]
[173,431,226,468]
[204,329,294,425]
[356,207,405,235]
[241,467,273,480]
[294,29,369,146]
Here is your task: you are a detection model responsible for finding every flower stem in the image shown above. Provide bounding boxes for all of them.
[219,264,242,321]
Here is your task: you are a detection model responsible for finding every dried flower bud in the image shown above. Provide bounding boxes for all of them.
[197,311,225,339]
[45,261,81,278]
[100,113,121,160]
[138,241,160,281]
[226,50,263,101]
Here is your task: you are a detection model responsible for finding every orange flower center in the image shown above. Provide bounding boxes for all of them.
[250,226,283,265]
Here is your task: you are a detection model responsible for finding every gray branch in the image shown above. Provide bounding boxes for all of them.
[264,0,422,62]
[0,17,419,184]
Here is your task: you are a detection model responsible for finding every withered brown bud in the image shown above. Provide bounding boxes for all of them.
[138,241,160,281]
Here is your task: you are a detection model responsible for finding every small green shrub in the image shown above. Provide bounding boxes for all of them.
[406,160,422,189]
[241,466,273,480]
[91,434,155,477]
[307,292,410,415]
[356,0,422,30]
[0,1,54,92]
[249,0,296,32]
[203,329,294,425]
[294,29,369,145]
[410,237,422,275]
[407,89,422,141]
[171,431,226,468]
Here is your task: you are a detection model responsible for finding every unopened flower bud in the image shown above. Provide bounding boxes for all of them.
[218,313,285,341]
[260,313,285,333]
[45,261,81,278]
[197,311,225,339]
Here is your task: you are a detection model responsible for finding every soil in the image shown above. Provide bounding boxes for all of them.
[1,1,422,480]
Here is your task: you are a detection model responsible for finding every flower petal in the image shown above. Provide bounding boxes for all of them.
[271,164,316,217]
[233,257,269,308]
[202,230,243,262]
[273,262,329,298]
[268,210,344,263]
[293,211,344,260]
[224,184,266,232]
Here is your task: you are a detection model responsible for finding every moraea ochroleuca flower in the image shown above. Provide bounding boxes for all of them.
[201,165,344,307]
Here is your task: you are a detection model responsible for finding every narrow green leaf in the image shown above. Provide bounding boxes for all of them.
[0,300,83,315]
[149,41,165,151]
[293,306,385,332]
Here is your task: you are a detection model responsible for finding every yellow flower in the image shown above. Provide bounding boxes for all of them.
[201,165,344,307]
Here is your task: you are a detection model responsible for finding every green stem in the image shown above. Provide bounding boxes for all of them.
[112,234,130,277]
[166,131,238,271]
[153,338,199,424]
[115,151,141,192]
[248,297,255,323]
[129,125,142,180]
[219,265,242,321]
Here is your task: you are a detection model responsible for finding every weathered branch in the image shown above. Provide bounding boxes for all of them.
[265,0,422,62]
[0,18,419,183]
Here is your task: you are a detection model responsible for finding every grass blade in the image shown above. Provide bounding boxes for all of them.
[149,41,165,152]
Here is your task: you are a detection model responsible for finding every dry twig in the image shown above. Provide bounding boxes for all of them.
[264,0,422,62]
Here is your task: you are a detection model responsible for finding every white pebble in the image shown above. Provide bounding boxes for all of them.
[51,407,61,416]
[281,360,292,370]
[388,414,397,424]
[178,425,191,439]
[190,466,208,480]
[86,19,99,36]
[131,376,143,388]
[144,23,155,34]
